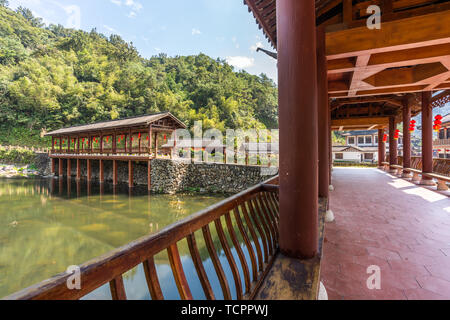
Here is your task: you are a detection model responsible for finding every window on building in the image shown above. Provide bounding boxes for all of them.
[398,138,402,145]
[358,137,365,145]
[335,153,344,160]
[439,130,445,139]
[348,137,355,145]
[364,153,374,160]
[365,136,372,144]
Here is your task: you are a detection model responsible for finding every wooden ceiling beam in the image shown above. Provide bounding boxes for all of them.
[326,10,450,60]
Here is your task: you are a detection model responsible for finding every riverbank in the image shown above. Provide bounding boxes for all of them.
[0,164,41,178]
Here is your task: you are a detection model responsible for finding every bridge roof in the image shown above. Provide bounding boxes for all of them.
[45,112,186,137]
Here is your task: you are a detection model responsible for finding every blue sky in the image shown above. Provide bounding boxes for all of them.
[8,0,278,81]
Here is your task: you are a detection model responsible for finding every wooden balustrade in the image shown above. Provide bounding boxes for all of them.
[6,177,280,300]
[398,156,450,177]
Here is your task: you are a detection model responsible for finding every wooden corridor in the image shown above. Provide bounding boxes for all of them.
[322,168,450,300]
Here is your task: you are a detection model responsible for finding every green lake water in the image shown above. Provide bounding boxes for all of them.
[0,178,250,299]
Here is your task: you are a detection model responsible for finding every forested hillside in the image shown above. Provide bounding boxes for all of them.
[0,3,278,147]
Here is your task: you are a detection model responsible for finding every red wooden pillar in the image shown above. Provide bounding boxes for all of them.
[378,129,386,169]
[148,126,153,156]
[128,160,134,188]
[148,160,151,191]
[421,91,435,185]
[67,159,71,178]
[317,26,330,199]
[389,116,398,172]
[154,132,158,158]
[402,98,412,177]
[113,133,117,154]
[113,160,118,186]
[87,159,92,182]
[277,0,318,259]
[129,129,133,155]
[51,137,55,154]
[59,137,62,154]
[99,160,104,184]
[59,158,64,177]
[100,133,103,154]
[51,158,56,174]
[76,159,81,180]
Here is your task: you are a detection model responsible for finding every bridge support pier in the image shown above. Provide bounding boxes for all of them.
[59,158,63,178]
[67,159,71,179]
[128,160,134,188]
[76,159,81,181]
[148,160,151,192]
[99,160,104,184]
[113,160,118,186]
[87,159,92,182]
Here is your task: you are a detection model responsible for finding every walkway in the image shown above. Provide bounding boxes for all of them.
[321,168,450,300]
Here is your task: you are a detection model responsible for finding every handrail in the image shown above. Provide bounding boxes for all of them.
[397,156,450,177]
[5,176,280,300]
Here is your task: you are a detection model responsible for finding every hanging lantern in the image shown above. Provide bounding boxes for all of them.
[164,134,167,142]
[138,133,141,139]
[394,129,400,140]
[383,134,388,142]
[434,115,443,132]
[409,120,416,132]
[146,136,149,141]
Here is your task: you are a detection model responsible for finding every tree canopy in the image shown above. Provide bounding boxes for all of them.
[0,5,279,147]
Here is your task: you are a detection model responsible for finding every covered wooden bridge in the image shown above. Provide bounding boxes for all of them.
[5,0,450,300]
[46,112,186,189]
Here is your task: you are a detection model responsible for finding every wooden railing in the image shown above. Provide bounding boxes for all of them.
[434,139,450,146]
[398,156,450,177]
[5,177,280,300]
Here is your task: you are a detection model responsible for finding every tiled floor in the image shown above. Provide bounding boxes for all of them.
[321,168,450,300]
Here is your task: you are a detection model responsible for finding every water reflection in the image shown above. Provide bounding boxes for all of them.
[0,178,231,299]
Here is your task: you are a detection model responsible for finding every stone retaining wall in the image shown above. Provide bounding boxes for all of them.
[42,154,277,194]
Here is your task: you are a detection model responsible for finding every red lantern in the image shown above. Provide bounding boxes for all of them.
[138,133,141,139]
[434,115,443,132]
[383,134,388,142]
[164,135,167,142]
[146,136,149,141]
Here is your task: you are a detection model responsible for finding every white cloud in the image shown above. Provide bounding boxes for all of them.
[192,28,201,36]
[226,56,255,69]
[250,41,264,52]
[110,0,142,18]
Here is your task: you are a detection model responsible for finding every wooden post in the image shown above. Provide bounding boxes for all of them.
[52,137,55,154]
[172,130,177,159]
[87,159,92,182]
[389,116,398,172]
[113,133,117,154]
[59,158,63,177]
[128,160,134,188]
[317,26,330,199]
[59,137,62,154]
[51,158,55,174]
[67,159,71,178]
[277,0,319,259]
[378,129,386,169]
[100,133,103,154]
[139,132,142,155]
[113,160,118,186]
[77,136,80,154]
[148,126,153,156]
[129,129,132,155]
[76,159,81,181]
[421,91,435,185]
[99,160,104,184]
[402,98,412,177]
[67,137,71,154]
[148,160,151,192]
[154,132,158,158]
